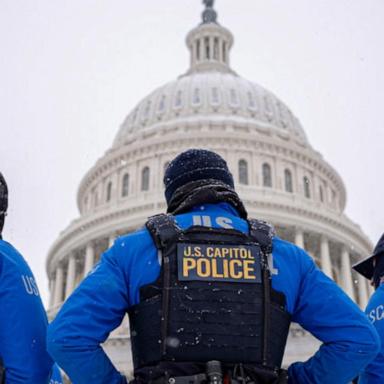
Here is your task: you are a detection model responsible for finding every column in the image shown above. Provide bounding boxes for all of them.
[320,236,333,279]
[357,272,369,309]
[49,277,55,308]
[368,280,375,296]
[84,242,95,277]
[53,265,64,306]
[340,246,355,300]
[109,234,116,248]
[295,228,304,249]
[65,254,76,299]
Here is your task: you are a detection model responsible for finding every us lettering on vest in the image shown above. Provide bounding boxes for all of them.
[177,243,261,283]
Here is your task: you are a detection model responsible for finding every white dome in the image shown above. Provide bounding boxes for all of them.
[113,72,309,148]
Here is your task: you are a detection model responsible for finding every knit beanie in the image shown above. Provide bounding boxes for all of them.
[164,149,234,205]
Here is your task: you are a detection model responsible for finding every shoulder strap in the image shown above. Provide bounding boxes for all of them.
[248,218,275,366]
[146,213,181,250]
[248,219,275,256]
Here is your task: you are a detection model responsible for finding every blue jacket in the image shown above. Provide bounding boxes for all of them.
[47,203,380,384]
[359,284,384,383]
[0,239,62,384]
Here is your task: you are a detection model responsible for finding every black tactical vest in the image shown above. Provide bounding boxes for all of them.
[128,214,291,379]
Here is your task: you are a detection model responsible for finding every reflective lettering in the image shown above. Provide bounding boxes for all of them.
[216,217,234,229]
[183,258,196,277]
[197,259,211,277]
[229,260,243,278]
[21,275,39,296]
[243,260,256,280]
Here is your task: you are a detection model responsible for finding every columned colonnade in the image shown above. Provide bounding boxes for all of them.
[49,227,372,310]
[293,227,370,308]
[49,234,116,309]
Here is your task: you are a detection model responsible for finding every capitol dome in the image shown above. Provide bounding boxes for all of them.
[47,2,373,379]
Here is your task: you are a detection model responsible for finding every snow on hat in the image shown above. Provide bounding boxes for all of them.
[164,149,234,204]
[353,233,384,280]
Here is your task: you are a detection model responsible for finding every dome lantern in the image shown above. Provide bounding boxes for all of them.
[186,0,234,74]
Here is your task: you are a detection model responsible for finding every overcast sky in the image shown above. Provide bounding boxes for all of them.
[0,0,383,305]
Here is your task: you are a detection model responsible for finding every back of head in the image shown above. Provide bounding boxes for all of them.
[373,234,384,288]
[0,173,8,237]
[163,148,235,205]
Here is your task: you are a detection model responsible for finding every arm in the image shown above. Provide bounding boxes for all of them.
[288,254,380,384]
[0,252,53,384]
[47,244,129,384]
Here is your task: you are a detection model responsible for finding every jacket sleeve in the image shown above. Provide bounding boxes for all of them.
[0,254,54,384]
[47,244,129,384]
[287,253,380,384]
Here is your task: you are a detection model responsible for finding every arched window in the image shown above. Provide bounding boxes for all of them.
[141,167,150,191]
[192,88,201,105]
[284,169,293,193]
[122,173,129,197]
[196,40,200,61]
[211,87,220,105]
[262,163,272,187]
[238,160,249,185]
[319,185,324,203]
[303,176,311,199]
[106,182,112,202]
[175,90,182,108]
[158,95,166,113]
[93,190,99,207]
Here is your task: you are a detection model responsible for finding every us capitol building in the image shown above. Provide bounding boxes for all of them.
[46,1,373,377]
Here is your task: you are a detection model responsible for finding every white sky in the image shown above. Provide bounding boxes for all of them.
[0,0,383,305]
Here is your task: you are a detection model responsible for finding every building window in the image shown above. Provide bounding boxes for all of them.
[239,160,249,185]
[205,37,210,59]
[158,95,166,113]
[211,87,220,105]
[175,90,183,108]
[141,167,150,191]
[122,173,129,197]
[93,190,99,207]
[196,40,200,61]
[304,176,311,199]
[192,88,201,105]
[223,42,227,62]
[319,185,324,203]
[284,169,293,193]
[106,182,112,202]
[262,163,272,188]
[214,37,219,60]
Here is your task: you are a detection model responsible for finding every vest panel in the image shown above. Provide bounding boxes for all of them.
[129,215,291,373]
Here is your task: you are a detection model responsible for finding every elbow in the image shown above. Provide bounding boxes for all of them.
[46,322,63,362]
[365,322,381,359]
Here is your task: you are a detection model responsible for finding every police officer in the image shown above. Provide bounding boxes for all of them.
[0,173,62,384]
[47,149,379,384]
[353,234,384,383]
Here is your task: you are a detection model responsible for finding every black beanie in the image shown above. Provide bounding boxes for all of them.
[0,173,8,237]
[164,149,234,204]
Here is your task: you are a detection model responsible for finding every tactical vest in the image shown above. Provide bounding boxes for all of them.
[128,214,291,378]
